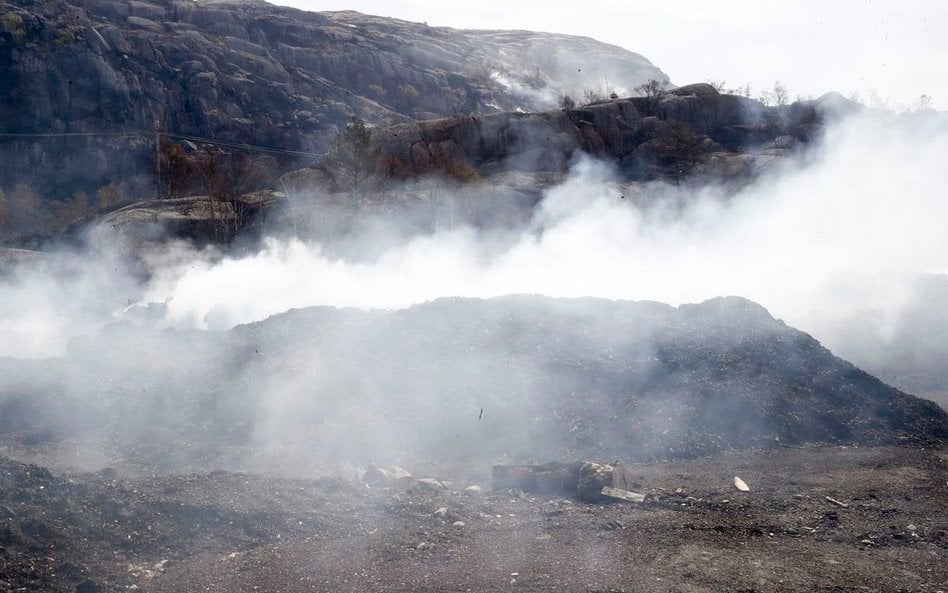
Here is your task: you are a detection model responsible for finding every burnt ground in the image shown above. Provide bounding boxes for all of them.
[1,445,946,593]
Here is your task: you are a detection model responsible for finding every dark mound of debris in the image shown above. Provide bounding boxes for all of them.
[1,296,945,470]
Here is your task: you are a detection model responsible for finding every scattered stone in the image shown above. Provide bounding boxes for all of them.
[825,496,849,508]
[463,485,483,495]
[433,507,448,517]
[452,521,465,528]
[363,464,412,487]
[733,476,750,492]
[577,462,616,502]
[414,478,447,491]
[600,486,646,503]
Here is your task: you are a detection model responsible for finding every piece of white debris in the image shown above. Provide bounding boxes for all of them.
[825,496,849,508]
[601,486,646,503]
[452,521,465,528]
[415,478,446,491]
[433,507,448,517]
[734,476,750,492]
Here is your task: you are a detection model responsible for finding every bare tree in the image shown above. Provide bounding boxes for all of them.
[772,81,789,106]
[636,79,668,115]
[157,139,199,199]
[559,94,576,110]
[582,89,603,105]
[761,81,789,107]
[912,94,934,112]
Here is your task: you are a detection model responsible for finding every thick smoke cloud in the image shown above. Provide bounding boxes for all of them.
[1,110,946,401]
[139,112,946,349]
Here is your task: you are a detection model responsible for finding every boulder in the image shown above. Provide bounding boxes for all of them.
[362,464,412,486]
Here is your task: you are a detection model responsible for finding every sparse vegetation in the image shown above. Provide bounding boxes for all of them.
[636,78,668,115]
[94,182,123,212]
[912,94,934,112]
[759,81,789,107]
[582,88,603,105]
[0,182,98,240]
[1,12,25,43]
[652,121,705,183]
[158,139,199,199]
[559,94,576,110]
[397,83,421,106]
[321,117,380,192]
[53,26,76,46]
[425,153,479,183]
[705,80,752,97]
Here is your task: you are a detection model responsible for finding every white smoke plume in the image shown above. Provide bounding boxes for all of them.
[150,112,946,340]
[1,110,946,404]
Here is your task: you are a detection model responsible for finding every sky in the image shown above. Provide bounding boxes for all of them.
[270,0,947,110]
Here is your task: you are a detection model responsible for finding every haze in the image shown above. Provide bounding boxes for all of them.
[273,0,948,110]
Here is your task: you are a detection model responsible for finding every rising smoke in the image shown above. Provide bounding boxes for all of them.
[2,110,947,362]
[0,109,946,472]
[128,110,948,349]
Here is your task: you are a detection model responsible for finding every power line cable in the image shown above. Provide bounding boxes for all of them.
[0,131,147,138]
[0,130,324,158]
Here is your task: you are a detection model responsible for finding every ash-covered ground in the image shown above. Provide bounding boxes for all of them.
[1,446,946,593]
[1,295,947,593]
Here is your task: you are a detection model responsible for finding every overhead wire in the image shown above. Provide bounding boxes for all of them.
[0,129,324,158]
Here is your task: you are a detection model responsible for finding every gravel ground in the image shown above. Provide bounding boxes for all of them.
[2,445,946,593]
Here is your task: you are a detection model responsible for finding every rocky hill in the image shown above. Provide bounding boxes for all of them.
[0,0,667,206]
[97,86,860,248]
[367,84,853,183]
[1,295,944,472]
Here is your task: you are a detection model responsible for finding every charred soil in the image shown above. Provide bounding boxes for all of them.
[1,445,947,593]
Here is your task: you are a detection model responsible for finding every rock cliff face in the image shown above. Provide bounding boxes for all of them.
[0,0,667,201]
[96,87,860,248]
[372,84,853,181]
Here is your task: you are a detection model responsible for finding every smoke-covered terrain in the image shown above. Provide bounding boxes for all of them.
[2,3,948,592]
[2,293,945,475]
[4,108,946,408]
